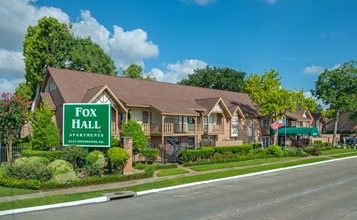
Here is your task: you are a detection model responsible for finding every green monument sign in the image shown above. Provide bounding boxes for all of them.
[63,103,111,147]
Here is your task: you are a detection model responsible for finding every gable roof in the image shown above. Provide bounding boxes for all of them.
[324,111,357,132]
[47,67,260,117]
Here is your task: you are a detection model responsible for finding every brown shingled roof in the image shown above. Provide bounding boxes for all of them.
[40,92,55,108]
[324,111,357,132]
[47,67,260,116]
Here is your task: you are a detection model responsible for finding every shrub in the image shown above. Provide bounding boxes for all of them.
[267,145,284,157]
[140,148,159,163]
[304,145,321,156]
[111,137,120,147]
[4,157,52,181]
[254,148,268,156]
[0,177,42,190]
[283,146,308,157]
[41,165,155,190]
[252,143,262,149]
[214,144,253,155]
[62,145,87,169]
[47,160,76,184]
[86,150,107,177]
[179,147,215,163]
[108,147,130,173]
[21,149,62,161]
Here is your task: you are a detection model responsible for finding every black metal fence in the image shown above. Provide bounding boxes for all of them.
[0,144,26,163]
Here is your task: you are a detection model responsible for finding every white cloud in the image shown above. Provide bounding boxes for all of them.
[0,49,25,78]
[263,0,278,5]
[303,64,341,75]
[183,0,217,6]
[72,10,110,52]
[0,78,25,94]
[303,65,324,75]
[109,26,159,68]
[0,0,159,87]
[149,59,208,83]
[0,0,69,51]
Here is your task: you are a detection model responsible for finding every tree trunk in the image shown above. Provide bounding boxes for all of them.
[332,110,340,147]
[273,131,278,145]
[6,139,13,162]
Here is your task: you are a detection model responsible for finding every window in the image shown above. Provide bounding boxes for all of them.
[263,136,270,148]
[247,117,253,143]
[291,121,296,127]
[142,111,149,123]
[231,113,238,137]
[49,82,57,91]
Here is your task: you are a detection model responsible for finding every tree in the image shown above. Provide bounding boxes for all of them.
[120,64,156,80]
[244,69,315,144]
[23,17,116,98]
[121,119,148,159]
[15,82,33,102]
[178,66,246,92]
[0,92,32,161]
[312,60,357,146]
[30,101,60,150]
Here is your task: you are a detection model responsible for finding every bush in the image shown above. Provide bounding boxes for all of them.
[254,148,268,157]
[283,146,308,157]
[41,165,155,190]
[0,177,42,190]
[140,148,159,163]
[267,145,284,157]
[111,137,120,147]
[304,145,321,156]
[214,144,254,155]
[47,160,76,184]
[108,147,130,173]
[179,147,215,163]
[86,150,107,177]
[21,149,62,161]
[62,146,87,169]
[4,157,52,181]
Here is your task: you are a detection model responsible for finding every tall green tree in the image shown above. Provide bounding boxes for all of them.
[30,101,60,150]
[0,92,31,161]
[120,64,155,80]
[178,66,246,92]
[312,60,357,146]
[244,69,316,144]
[121,119,149,160]
[23,17,116,98]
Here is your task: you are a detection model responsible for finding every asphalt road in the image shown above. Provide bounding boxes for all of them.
[2,157,357,220]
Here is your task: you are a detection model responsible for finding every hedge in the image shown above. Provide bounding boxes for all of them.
[21,150,63,161]
[214,144,253,155]
[179,147,215,163]
[183,154,271,167]
[41,166,155,190]
[0,177,42,190]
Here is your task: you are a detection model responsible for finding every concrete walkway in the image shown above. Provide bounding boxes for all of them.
[0,154,348,203]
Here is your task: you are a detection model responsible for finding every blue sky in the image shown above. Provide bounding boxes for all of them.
[0,0,356,95]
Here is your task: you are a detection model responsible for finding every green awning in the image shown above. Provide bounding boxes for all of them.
[271,127,319,137]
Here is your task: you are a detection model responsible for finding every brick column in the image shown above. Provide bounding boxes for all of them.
[121,137,133,175]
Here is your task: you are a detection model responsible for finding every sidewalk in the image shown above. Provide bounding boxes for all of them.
[0,156,321,203]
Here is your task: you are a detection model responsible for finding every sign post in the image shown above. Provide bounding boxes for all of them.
[63,103,111,148]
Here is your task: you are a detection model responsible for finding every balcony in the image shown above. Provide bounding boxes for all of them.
[204,124,224,134]
[149,123,200,135]
[141,123,150,135]
[112,122,120,138]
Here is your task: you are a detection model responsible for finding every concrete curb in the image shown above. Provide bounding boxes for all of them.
[1,156,356,216]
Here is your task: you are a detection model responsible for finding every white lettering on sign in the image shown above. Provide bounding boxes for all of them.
[75,107,97,117]
[72,119,101,129]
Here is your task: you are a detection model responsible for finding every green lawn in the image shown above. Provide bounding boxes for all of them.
[157,168,189,177]
[330,152,357,158]
[190,157,298,172]
[0,157,329,211]
[321,148,357,155]
[0,186,38,198]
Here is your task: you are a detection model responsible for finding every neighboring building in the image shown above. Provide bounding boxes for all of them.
[323,110,357,143]
[35,67,322,157]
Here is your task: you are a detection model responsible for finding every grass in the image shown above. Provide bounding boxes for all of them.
[330,152,357,158]
[321,148,357,155]
[0,167,4,177]
[0,157,329,211]
[190,157,298,172]
[157,168,189,177]
[0,186,38,198]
